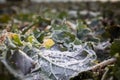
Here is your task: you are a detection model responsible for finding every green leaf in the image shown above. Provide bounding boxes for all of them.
[33,29,44,43]
[27,35,40,47]
[16,13,34,22]
[27,36,34,43]
[74,38,82,45]
[58,11,68,19]
[52,24,70,31]
[77,28,91,39]
[36,16,51,27]
[52,30,75,44]
[22,22,36,34]
[110,39,120,56]
[12,34,23,46]
[77,20,92,39]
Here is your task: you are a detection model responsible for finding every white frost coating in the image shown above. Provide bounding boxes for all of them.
[38,43,97,80]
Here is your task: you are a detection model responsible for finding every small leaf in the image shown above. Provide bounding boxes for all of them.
[27,36,34,43]
[11,33,23,46]
[74,38,82,45]
[42,38,55,49]
[58,11,68,19]
[27,35,39,44]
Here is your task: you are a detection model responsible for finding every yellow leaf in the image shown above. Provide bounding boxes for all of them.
[43,39,55,49]
[27,36,34,43]
[10,33,23,46]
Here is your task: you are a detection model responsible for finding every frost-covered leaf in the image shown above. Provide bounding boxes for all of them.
[52,24,71,31]
[77,20,91,39]
[77,20,99,42]
[52,30,75,44]
[4,37,17,49]
[36,43,96,80]
[10,49,35,75]
[74,38,82,45]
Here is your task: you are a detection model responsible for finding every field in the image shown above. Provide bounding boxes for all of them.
[0,1,120,80]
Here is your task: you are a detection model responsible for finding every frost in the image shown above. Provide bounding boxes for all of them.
[35,43,97,80]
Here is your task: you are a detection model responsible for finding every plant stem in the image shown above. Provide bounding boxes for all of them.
[89,58,116,71]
